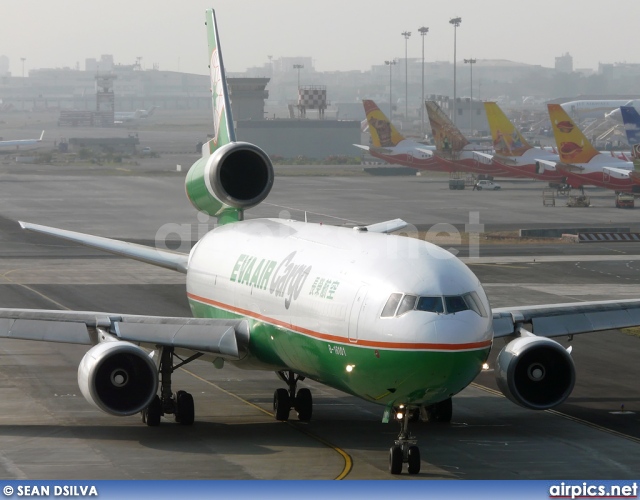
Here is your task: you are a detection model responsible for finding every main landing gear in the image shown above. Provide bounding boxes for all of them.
[273,370,313,422]
[141,346,202,427]
[388,398,453,475]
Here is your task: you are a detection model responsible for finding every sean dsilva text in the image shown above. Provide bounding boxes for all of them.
[8,485,98,496]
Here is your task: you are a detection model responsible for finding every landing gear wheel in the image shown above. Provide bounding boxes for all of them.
[295,388,313,422]
[175,390,195,426]
[389,445,403,475]
[407,446,421,474]
[274,388,291,421]
[421,398,452,423]
[143,395,162,427]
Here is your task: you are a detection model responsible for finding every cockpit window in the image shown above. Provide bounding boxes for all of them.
[464,291,488,317]
[444,295,468,314]
[396,294,417,316]
[381,293,403,317]
[381,291,486,318]
[416,296,444,314]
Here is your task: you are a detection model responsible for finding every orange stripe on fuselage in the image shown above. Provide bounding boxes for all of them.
[187,292,492,352]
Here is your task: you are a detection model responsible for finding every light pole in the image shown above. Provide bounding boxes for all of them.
[385,60,396,119]
[20,57,26,111]
[418,27,429,139]
[401,31,411,121]
[449,17,461,125]
[464,58,476,133]
[293,64,304,117]
[293,63,304,91]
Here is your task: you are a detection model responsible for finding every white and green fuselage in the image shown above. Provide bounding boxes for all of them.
[186,218,493,408]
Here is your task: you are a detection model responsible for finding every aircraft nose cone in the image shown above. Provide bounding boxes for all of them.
[433,313,491,346]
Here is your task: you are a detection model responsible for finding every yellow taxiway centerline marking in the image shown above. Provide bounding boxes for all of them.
[182,368,353,480]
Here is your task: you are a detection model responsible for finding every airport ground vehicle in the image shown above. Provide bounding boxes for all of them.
[615,192,635,208]
[449,179,465,190]
[475,180,501,190]
[567,194,591,207]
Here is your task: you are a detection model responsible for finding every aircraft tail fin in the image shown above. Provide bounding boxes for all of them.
[183,9,274,225]
[620,105,640,159]
[362,100,405,147]
[547,104,600,164]
[202,8,236,157]
[425,101,469,151]
[483,102,532,157]
[38,131,45,142]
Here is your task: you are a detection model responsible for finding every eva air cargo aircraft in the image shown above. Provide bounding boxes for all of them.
[3,9,640,476]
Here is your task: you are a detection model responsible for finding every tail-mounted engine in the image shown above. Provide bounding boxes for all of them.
[185,142,274,219]
[495,336,575,410]
[78,341,158,416]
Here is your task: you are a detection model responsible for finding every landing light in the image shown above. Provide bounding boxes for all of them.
[482,363,490,371]
[396,412,404,420]
[346,364,355,373]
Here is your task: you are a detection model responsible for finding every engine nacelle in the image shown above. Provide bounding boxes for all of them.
[78,341,158,416]
[495,336,575,410]
[185,141,274,217]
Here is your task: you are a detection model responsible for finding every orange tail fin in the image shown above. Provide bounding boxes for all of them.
[425,101,469,151]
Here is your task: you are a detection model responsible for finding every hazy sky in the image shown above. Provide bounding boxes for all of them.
[3,1,639,76]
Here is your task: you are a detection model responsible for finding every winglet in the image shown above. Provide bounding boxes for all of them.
[38,131,45,142]
[203,9,235,157]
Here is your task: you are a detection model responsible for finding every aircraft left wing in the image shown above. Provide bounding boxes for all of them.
[602,166,631,179]
[492,299,640,338]
[20,221,189,273]
[473,151,493,161]
[0,309,248,359]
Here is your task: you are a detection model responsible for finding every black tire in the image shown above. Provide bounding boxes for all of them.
[175,390,195,426]
[144,395,162,427]
[477,186,482,190]
[421,398,452,423]
[274,388,290,421]
[496,186,501,190]
[389,445,403,475]
[295,388,313,422]
[407,446,421,474]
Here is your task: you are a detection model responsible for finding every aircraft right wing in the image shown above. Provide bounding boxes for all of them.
[492,299,640,339]
[415,148,434,157]
[353,144,370,152]
[534,158,558,173]
[356,218,408,234]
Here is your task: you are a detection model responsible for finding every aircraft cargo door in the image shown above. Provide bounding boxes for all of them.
[348,285,368,343]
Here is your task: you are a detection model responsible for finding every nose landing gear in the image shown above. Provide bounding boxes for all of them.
[389,406,421,475]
